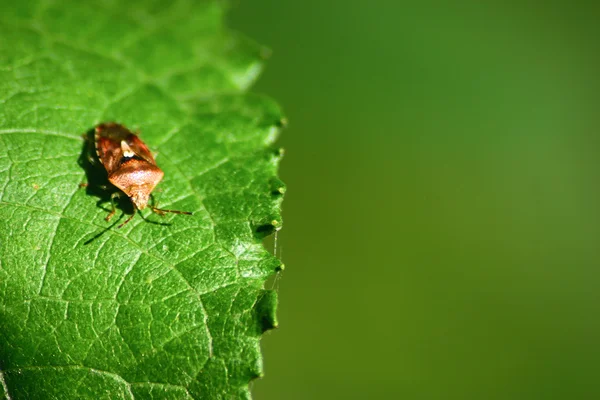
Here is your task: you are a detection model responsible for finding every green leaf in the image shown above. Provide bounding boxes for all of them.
[0,1,284,399]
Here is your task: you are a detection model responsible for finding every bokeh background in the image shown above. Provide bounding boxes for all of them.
[230,2,600,399]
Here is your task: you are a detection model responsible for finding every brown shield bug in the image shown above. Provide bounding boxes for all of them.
[91,122,192,228]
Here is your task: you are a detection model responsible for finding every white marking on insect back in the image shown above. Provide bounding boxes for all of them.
[121,140,135,158]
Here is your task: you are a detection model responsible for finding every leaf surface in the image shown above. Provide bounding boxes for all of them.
[0,1,284,398]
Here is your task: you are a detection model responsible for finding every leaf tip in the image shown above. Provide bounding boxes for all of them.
[260,46,273,60]
[276,117,288,128]
[254,290,279,333]
[270,177,286,196]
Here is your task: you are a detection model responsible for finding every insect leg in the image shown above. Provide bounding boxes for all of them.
[151,206,193,216]
[81,133,98,165]
[106,192,121,221]
[118,212,136,228]
[149,194,192,216]
[79,183,109,190]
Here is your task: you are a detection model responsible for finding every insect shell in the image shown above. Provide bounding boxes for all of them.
[94,122,191,227]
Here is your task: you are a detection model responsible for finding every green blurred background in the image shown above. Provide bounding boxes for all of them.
[230,2,599,399]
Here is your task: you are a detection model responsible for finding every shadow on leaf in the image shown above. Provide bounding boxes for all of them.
[78,128,134,243]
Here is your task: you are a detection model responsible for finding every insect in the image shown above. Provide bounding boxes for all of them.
[92,122,192,228]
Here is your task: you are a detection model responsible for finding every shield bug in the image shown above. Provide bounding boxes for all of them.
[92,122,192,227]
